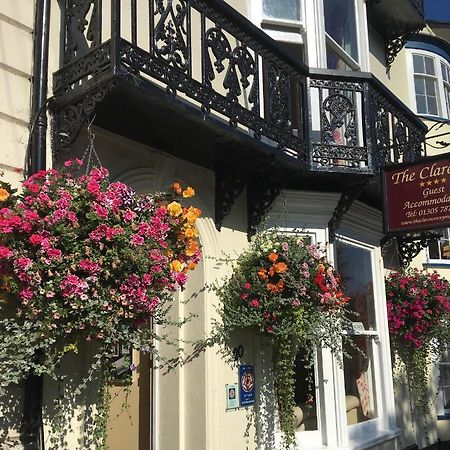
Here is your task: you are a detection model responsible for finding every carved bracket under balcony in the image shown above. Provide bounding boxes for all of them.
[386,29,423,68]
[328,179,373,243]
[382,231,441,268]
[51,79,115,162]
[247,169,288,238]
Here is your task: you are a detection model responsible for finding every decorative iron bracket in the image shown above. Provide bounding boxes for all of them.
[247,167,289,238]
[50,78,115,162]
[328,179,373,243]
[215,152,277,231]
[381,231,442,268]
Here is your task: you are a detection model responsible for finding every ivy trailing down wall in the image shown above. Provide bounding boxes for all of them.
[0,161,202,448]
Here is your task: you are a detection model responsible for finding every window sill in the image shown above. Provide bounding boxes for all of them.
[423,260,450,267]
[346,427,401,450]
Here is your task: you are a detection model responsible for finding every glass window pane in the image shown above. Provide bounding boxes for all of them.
[414,76,425,95]
[441,364,450,386]
[326,45,352,70]
[416,94,427,114]
[344,336,378,424]
[443,387,450,409]
[324,0,358,62]
[425,56,436,75]
[425,78,437,96]
[413,54,425,73]
[335,242,376,330]
[263,0,301,21]
[442,62,449,83]
[294,349,318,431]
[428,240,441,259]
[428,96,438,115]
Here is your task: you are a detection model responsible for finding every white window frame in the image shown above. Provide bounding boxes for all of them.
[248,0,370,71]
[424,227,450,265]
[432,347,450,419]
[248,0,306,45]
[407,48,450,119]
[262,192,399,449]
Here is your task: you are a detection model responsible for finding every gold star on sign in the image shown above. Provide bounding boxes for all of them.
[442,178,447,184]
[435,179,440,184]
[420,182,425,187]
[427,180,433,186]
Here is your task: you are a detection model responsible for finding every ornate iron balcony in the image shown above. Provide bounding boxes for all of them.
[51,0,426,176]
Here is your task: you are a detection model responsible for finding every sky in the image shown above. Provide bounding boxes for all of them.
[425,0,450,21]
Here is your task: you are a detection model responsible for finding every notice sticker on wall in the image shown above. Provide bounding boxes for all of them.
[226,383,239,410]
[239,365,255,407]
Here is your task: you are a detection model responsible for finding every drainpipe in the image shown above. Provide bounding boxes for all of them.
[21,0,51,449]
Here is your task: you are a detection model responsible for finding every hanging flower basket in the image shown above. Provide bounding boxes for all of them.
[386,269,450,409]
[217,230,351,449]
[0,161,202,446]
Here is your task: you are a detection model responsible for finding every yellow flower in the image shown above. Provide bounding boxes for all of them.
[182,186,195,198]
[167,201,183,217]
[170,260,183,272]
[184,206,201,223]
[0,188,10,202]
[184,225,199,239]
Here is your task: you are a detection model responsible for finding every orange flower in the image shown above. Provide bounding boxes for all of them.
[167,201,183,217]
[187,261,197,271]
[267,280,285,294]
[172,182,182,194]
[170,260,183,272]
[0,188,10,202]
[276,280,285,290]
[185,240,198,257]
[268,266,275,277]
[182,186,195,198]
[268,252,278,263]
[258,268,268,280]
[274,262,288,274]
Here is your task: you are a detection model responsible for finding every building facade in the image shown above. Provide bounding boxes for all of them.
[0,1,448,450]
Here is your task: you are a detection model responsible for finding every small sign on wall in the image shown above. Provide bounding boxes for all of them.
[226,383,239,410]
[239,365,255,407]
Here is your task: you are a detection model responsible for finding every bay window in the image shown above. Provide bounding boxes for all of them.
[409,49,450,118]
[265,193,398,449]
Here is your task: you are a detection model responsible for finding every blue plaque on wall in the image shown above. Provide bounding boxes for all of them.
[239,365,255,407]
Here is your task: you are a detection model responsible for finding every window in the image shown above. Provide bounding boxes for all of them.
[324,0,359,70]
[435,348,450,418]
[265,194,399,449]
[335,241,379,425]
[427,228,450,262]
[262,0,301,22]
[409,50,450,119]
[440,351,450,415]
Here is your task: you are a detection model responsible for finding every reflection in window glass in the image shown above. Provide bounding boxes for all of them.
[343,336,378,424]
[326,46,352,71]
[428,228,450,260]
[335,241,376,330]
[293,350,318,431]
[324,0,358,63]
[263,0,301,21]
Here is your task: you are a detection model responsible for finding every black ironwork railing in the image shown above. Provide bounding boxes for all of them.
[52,0,426,174]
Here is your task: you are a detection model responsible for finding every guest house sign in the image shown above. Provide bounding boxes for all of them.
[383,154,450,233]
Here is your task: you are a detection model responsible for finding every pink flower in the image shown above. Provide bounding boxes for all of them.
[64,160,72,167]
[131,234,145,246]
[87,180,100,195]
[250,299,260,308]
[123,209,137,222]
[0,246,13,258]
[29,234,43,245]
[47,248,62,259]
[243,282,251,290]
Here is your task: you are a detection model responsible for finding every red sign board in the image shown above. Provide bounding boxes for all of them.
[383,154,450,234]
